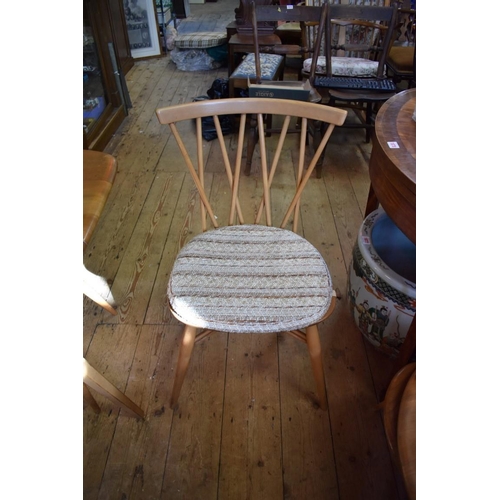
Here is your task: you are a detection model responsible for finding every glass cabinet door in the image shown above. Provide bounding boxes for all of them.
[83,6,109,136]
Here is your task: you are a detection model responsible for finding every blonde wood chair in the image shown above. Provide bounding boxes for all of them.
[156,98,347,410]
[83,358,145,419]
[378,362,416,500]
[83,149,117,315]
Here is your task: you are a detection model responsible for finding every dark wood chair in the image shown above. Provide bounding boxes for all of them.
[228,0,281,77]
[228,1,327,97]
[233,1,328,175]
[386,2,416,88]
[306,3,398,177]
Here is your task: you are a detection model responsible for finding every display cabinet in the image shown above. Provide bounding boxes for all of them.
[84,0,133,151]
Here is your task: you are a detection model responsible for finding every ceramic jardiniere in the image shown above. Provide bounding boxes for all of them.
[348,208,416,357]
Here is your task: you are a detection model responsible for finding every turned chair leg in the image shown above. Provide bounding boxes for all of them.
[305,324,328,410]
[170,324,197,409]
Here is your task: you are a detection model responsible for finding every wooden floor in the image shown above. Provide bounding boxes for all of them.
[83,3,407,499]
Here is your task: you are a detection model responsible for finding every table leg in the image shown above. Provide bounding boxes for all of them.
[364,183,379,217]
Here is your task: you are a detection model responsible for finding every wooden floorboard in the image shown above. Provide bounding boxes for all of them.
[84,2,407,498]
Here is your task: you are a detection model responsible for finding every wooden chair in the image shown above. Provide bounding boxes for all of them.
[239,1,328,175]
[378,362,416,500]
[83,149,117,315]
[83,358,145,419]
[228,0,282,77]
[228,1,327,99]
[306,3,398,177]
[248,2,328,80]
[155,97,347,410]
[386,2,416,88]
[83,153,144,419]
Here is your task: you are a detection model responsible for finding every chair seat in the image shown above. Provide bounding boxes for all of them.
[230,53,284,80]
[303,55,383,77]
[168,225,333,333]
[387,46,415,73]
[83,150,117,249]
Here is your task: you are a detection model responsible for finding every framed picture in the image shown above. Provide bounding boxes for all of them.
[123,0,162,59]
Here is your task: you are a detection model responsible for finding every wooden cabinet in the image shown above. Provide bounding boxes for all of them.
[83,0,133,151]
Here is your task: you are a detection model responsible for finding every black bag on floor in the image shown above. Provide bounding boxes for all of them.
[193,79,233,141]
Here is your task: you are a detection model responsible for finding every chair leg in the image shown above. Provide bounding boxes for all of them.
[365,102,373,143]
[83,266,118,315]
[170,324,197,409]
[305,324,328,410]
[83,382,101,413]
[312,120,326,179]
[83,358,145,419]
[265,113,272,137]
[245,114,259,176]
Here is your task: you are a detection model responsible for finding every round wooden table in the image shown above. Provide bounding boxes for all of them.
[364,88,416,375]
[365,88,416,244]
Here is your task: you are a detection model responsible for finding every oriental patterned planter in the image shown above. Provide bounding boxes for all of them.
[348,208,416,357]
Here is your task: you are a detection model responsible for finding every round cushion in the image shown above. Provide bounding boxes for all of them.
[167,225,334,333]
[174,31,228,49]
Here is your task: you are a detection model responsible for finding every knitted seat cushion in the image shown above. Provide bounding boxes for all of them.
[303,56,384,77]
[174,31,228,49]
[230,53,284,80]
[168,225,333,333]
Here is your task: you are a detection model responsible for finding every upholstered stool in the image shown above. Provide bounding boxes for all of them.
[227,31,282,76]
[228,52,285,98]
[171,31,228,71]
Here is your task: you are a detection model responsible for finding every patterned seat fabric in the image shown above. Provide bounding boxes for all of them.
[230,53,284,80]
[174,31,228,49]
[303,55,384,77]
[168,225,333,333]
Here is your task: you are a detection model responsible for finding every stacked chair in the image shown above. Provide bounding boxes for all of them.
[229,1,328,174]
[386,0,416,88]
[304,2,399,176]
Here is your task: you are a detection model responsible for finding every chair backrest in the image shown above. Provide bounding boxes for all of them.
[250,1,328,83]
[315,3,398,79]
[304,0,388,53]
[236,0,276,35]
[392,3,416,47]
[156,98,346,234]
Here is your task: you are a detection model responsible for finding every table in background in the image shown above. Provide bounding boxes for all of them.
[364,88,416,374]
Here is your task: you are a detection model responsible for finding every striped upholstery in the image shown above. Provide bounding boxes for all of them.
[168,225,333,333]
[174,31,228,49]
